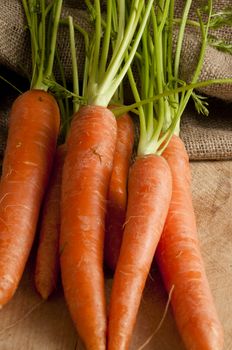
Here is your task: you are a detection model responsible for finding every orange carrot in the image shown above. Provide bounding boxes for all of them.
[60,105,117,350]
[156,135,224,350]
[59,3,154,347]
[104,112,134,272]
[107,154,172,350]
[35,143,66,300]
[0,0,63,307]
[0,90,60,307]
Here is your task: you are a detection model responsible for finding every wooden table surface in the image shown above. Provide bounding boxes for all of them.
[0,160,231,350]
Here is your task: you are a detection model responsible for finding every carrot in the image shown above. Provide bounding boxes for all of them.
[34,143,66,300]
[33,13,78,301]
[0,90,60,306]
[59,2,154,349]
[104,112,134,272]
[107,154,172,349]
[60,105,117,349]
[0,1,63,306]
[155,135,224,350]
[107,4,176,347]
[149,2,223,348]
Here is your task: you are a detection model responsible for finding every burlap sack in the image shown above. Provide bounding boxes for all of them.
[180,98,232,160]
[0,0,231,160]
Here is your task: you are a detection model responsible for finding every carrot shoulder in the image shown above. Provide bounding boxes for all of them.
[35,143,66,300]
[104,112,134,272]
[0,90,60,307]
[60,105,117,350]
[108,154,172,350]
[156,135,224,350]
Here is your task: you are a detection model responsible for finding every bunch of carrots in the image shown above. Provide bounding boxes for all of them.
[0,1,232,350]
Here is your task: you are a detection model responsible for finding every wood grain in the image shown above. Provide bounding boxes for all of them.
[0,161,231,350]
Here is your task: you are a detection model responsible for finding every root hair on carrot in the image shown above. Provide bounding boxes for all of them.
[122,215,145,229]
[137,285,175,350]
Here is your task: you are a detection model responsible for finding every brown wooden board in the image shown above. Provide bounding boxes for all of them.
[0,160,231,350]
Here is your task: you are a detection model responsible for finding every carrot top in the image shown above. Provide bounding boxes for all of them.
[65,0,155,108]
[124,0,212,156]
[22,0,63,91]
[113,0,232,156]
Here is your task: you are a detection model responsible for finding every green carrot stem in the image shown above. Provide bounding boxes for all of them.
[85,0,96,21]
[21,0,37,74]
[21,0,39,88]
[110,0,125,65]
[109,0,125,104]
[141,24,149,106]
[59,18,90,98]
[143,24,156,141]
[174,0,192,81]
[44,1,53,17]
[68,16,79,113]
[35,0,46,90]
[22,0,63,91]
[45,0,63,78]
[91,0,154,106]
[167,0,174,82]
[174,0,213,135]
[113,78,232,117]
[88,0,101,91]
[158,0,171,34]
[55,51,70,128]
[98,0,112,81]
[0,75,22,94]
[150,7,165,144]
[71,23,89,98]
[127,65,146,148]
[191,6,212,85]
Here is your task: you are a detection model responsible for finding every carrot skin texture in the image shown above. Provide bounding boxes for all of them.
[104,113,134,272]
[35,144,66,300]
[156,135,224,350]
[60,105,117,350]
[0,90,60,307]
[108,155,172,350]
